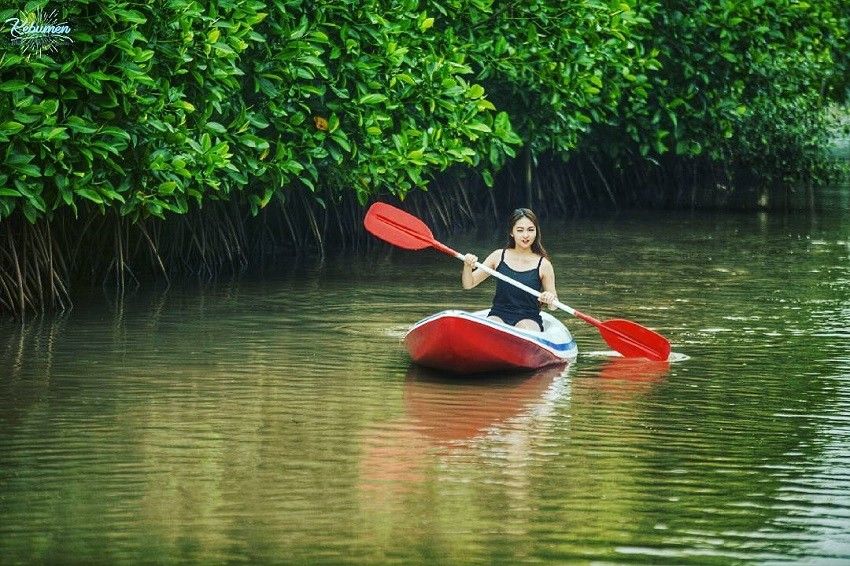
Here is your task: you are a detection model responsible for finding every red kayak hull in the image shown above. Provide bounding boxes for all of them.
[404,310,577,374]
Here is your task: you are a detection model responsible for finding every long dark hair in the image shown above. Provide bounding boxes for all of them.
[504,208,548,259]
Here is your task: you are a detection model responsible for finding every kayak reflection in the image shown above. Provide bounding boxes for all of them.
[403,363,570,442]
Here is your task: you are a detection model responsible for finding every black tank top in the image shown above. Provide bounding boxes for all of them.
[490,249,543,319]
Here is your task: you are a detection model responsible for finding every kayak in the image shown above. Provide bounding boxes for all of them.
[404,309,578,374]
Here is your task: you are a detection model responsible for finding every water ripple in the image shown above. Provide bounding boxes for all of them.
[2,210,850,563]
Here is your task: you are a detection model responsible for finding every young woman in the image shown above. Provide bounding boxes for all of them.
[461,208,557,331]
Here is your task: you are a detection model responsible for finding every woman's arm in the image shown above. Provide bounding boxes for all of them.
[538,258,558,309]
[462,250,500,289]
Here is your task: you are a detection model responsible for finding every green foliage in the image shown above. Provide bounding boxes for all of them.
[252,0,517,204]
[0,0,519,223]
[447,0,659,157]
[605,0,849,186]
[1,0,270,222]
[0,0,847,225]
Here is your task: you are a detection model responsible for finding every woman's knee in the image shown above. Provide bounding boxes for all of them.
[515,319,541,331]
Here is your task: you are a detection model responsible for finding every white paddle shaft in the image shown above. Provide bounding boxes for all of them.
[453,252,577,316]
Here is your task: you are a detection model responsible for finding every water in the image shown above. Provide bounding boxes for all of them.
[1,207,849,564]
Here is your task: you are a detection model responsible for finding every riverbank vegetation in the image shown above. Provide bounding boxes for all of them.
[1,0,848,316]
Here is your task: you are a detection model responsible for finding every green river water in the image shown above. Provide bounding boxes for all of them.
[1,205,849,564]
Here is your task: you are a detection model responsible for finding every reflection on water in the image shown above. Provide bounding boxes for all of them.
[403,364,568,442]
[593,357,671,398]
[1,208,850,563]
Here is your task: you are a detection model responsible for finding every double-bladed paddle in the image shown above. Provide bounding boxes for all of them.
[364,202,671,361]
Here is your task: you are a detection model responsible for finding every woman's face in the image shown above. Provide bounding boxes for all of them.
[511,216,537,250]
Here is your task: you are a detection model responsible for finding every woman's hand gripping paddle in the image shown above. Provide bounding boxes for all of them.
[364,202,671,361]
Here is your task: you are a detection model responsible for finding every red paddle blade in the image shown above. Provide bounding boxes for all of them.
[598,319,671,361]
[364,202,436,250]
